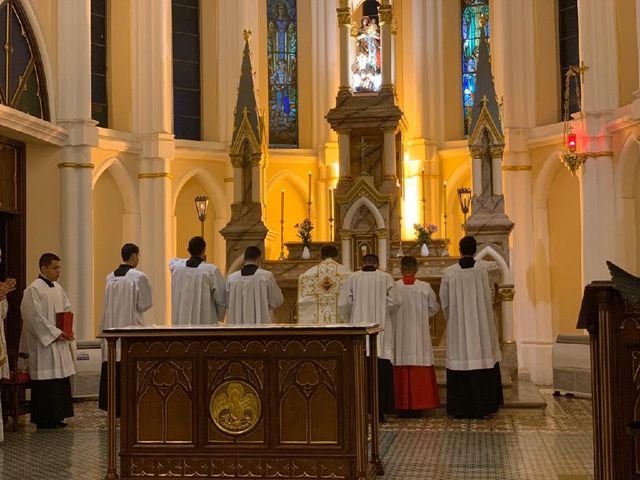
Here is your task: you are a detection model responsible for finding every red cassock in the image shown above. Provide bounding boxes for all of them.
[393,365,440,410]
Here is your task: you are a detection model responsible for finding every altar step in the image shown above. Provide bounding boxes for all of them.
[430,350,548,414]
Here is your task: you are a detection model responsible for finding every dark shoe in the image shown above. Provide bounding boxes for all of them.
[378,414,386,424]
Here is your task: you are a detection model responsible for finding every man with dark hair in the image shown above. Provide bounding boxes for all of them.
[338,253,400,421]
[227,246,283,324]
[98,243,152,416]
[297,245,350,324]
[439,235,503,419]
[19,253,75,429]
[170,236,226,325]
[391,256,440,416]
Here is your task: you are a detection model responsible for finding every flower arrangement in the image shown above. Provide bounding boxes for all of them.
[414,223,438,245]
[294,218,314,247]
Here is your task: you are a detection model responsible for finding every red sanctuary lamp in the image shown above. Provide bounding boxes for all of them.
[560,126,586,176]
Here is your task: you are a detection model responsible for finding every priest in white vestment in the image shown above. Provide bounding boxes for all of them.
[439,236,503,419]
[98,243,153,416]
[297,245,350,324]
[391,256,440,415]
[227,246,284,324]
[20,253,76,429]
[170,236,226,325]
[338,254,400,421]
[0,247,17,441]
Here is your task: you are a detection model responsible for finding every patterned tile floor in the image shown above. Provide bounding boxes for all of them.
[0,390,593,480]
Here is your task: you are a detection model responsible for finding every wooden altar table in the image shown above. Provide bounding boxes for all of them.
[101,324,382,480]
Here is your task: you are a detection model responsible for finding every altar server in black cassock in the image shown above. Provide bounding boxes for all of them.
[19,253,75,429]
[99,243,153,416]
[439,236,503,419]
[338,254,401,422]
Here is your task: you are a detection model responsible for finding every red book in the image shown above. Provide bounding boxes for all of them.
[56,312,74,336]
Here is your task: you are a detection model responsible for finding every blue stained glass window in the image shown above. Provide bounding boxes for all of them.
[267,0,298,148]
[461,0,489,135]
[0,0,49,120]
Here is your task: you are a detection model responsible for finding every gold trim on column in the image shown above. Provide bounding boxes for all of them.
[499,287,515,301]
[57,162,95,169]
[502,165,532,171]
[138,172,173,180]
[586,151,614,158]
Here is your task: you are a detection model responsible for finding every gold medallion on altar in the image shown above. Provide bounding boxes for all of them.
[210,381,261,435]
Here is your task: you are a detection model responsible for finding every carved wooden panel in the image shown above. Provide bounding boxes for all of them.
[120,332,369,480]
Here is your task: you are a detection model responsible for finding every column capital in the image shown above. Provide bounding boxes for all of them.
[337,7,351,26]
[469,145,485,159]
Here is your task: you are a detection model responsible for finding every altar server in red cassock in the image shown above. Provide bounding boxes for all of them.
[391,256,440,415]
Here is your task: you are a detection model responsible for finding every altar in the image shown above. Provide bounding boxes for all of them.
[101,324,383,480]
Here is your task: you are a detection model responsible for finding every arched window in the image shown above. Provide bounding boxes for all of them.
[267,0,298,148]
[0,0,49,120]
[91,0,108,127]
[172,0,201,140]
[461,0,489,135]
[558,0,580,115]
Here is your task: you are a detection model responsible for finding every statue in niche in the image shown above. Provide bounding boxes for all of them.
[481,129,493,196]
[351,16,381,93]
[241,140,253,205]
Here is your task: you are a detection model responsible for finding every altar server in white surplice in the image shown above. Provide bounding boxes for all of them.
[440,236,503,419]
[0,247,17,442]
[338,254,401,421]
[227,246,284,324]
[391,256,440,415]
[170,236,226,325]
[20,253,76,429]
[98,243,153,417]
[297,245,351,324]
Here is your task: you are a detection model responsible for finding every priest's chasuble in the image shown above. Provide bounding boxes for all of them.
[391,279,440,367]
[19,278,76,380]
[439,260,501,371]
[226,268,284,324]
[297,258,351,324]
[100,267,153,362]
[170,260,227,325]
[338,270,400,360]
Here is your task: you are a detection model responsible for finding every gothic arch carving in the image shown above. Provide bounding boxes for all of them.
[342,196,385,230]
[476,244,512,284]
[266,169,308,200]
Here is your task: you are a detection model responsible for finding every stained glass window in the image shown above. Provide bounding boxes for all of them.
[172,0,201,140]
[559,0,580,115]
[91,0,108,127]
[461,0,489,135]
[267,0,298,148]
[0,0,49,120]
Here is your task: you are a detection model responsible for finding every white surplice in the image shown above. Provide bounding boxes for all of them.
[170,261,226,325]
[439,260,501,371]
[338,270,401,360]
[297,259,351,324]
[0,297,8,442]
[226,268,284,324]
[19,278,76,380]
[100,268,153,362]
[391,279,440,367]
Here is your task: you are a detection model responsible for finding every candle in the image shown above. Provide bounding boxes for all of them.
[443,180,447,215]
[280,189,285,222]
[307,171,312,219]
[421,168,427,223]
[329,187,334,217]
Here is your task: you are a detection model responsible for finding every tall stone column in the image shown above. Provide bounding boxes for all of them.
[469,146,484,196]
[132,0,174,325]
[490,146,504,196]
[336,1,352,96]
[383,130,396,180]
[577,0,618,284]
[58,0,97,341]
[338,133,351,181]
[378,2,393,93]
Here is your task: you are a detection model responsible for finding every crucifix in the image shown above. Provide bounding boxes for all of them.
[359,137,370,176]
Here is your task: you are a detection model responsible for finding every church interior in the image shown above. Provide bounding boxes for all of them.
[0,0,639,478]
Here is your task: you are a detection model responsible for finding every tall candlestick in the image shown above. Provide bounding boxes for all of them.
[307,171,312,220]
[421,168,427,224]
[329,187,335,242]
[279,189,286,260]
[443,181,448,239]
[397,183,404,257]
